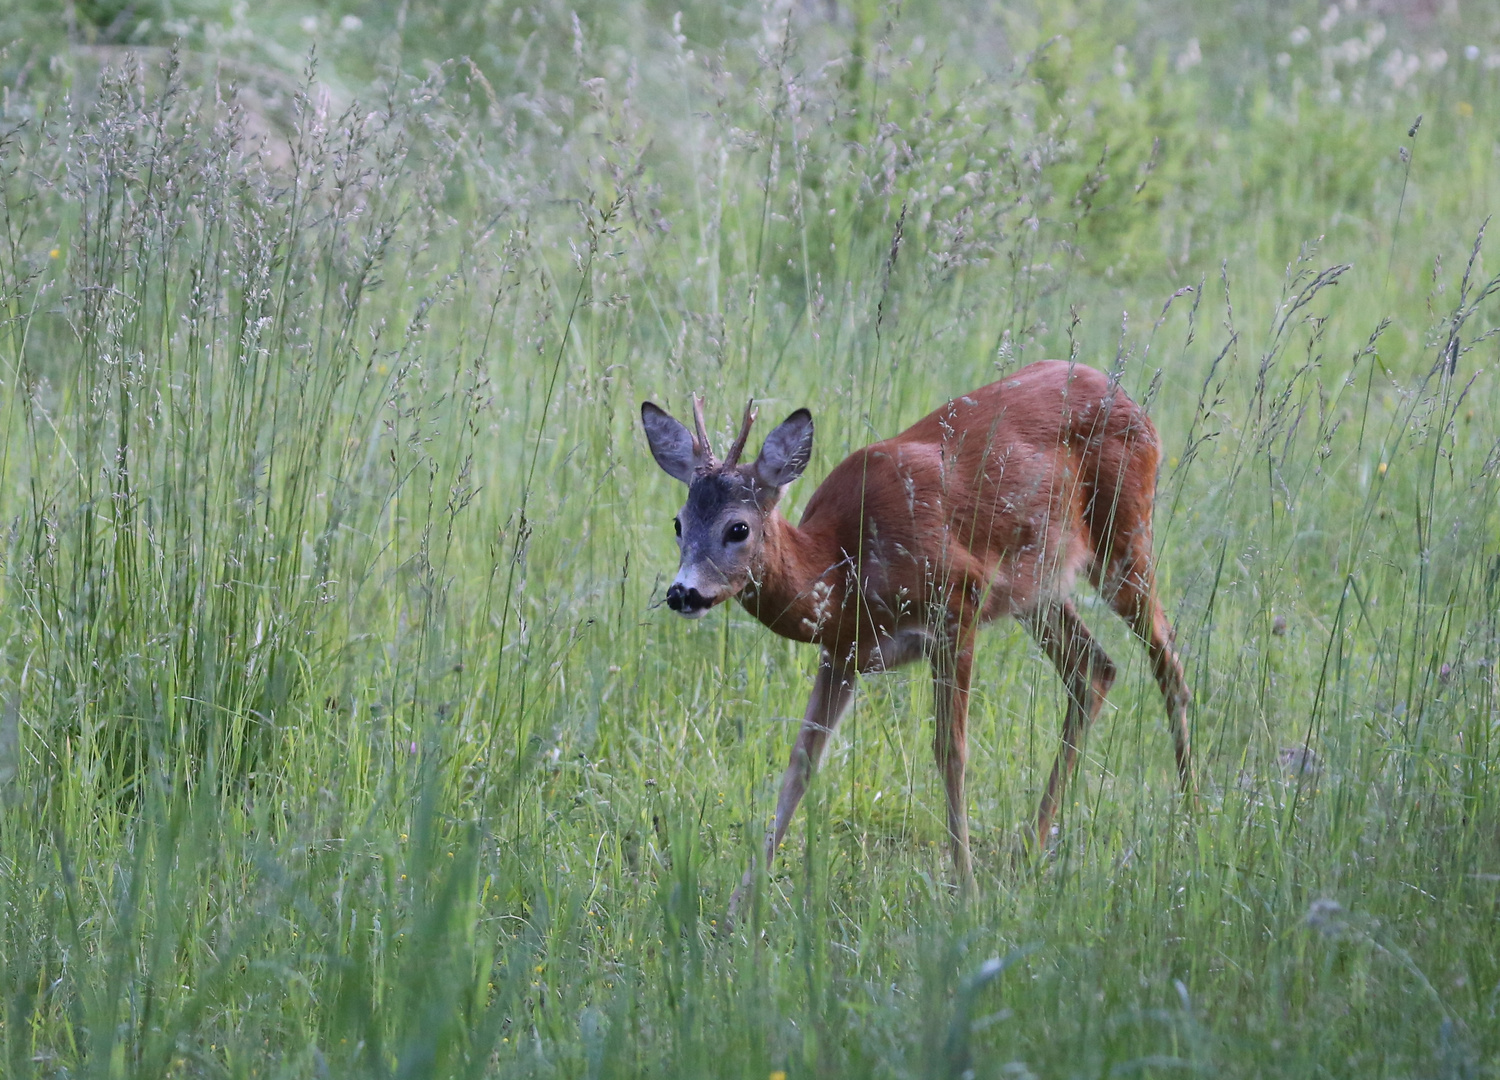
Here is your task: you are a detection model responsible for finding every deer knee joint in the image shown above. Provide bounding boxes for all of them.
[1092,650,1118,695]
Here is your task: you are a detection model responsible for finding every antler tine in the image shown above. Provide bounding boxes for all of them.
[723,398,758,468]
[690,393,717,470]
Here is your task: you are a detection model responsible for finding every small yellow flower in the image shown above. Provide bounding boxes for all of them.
[1458,101,1474,118]
[534,964,545,974]
[49,248,60,259]
[1377,462,1388,476]
[771,1072,787,1080]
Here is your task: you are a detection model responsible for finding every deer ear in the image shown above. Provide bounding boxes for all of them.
[753,409,814,490]
[641,402,698,484]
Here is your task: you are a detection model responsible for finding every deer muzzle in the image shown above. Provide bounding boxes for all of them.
[666,581,715,617]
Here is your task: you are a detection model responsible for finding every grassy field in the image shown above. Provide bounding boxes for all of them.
[2,0,1500,1076]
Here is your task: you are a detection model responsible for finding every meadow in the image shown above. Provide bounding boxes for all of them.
[1,0,1499,1075]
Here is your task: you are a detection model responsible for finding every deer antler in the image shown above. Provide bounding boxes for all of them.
[723,398,758,468]
[690,394,717,471]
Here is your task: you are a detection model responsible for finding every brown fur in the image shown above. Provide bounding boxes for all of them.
[646,360,1194,906]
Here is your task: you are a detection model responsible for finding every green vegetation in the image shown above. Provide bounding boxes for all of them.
[2,0,1499,1075]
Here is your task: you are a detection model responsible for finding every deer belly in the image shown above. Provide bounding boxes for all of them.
[989,531,1092,617]
[860,626,931,673]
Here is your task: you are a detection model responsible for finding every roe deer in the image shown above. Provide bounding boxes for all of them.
[640,360,1193,902]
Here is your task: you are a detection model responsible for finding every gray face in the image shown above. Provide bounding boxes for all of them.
[640,399,815,619]
[668,471,766,617]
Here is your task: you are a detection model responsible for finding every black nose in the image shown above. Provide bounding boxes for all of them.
[666,583,709,612]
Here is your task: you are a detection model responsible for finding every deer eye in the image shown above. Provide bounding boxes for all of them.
[673,518,682,537]
[724,521,751,543]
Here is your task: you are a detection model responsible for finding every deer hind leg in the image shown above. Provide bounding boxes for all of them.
[1024,600,1117,847]
[931,630,976,893]
[1098,547,1194,799]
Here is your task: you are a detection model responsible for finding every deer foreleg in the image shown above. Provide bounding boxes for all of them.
[767,651,856,859]
[932,633,976,894]
[728,651,855,923]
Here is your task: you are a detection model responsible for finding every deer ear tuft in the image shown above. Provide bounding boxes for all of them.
[641,401,697,484]
[753,409,813,490]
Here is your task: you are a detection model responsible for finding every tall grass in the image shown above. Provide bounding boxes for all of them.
[1,5,1499,1077]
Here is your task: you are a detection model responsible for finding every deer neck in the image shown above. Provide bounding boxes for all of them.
[739,510,844,645]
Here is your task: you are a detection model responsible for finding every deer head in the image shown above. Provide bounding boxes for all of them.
[640,395,814,617]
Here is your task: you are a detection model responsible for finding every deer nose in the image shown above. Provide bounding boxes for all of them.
[666,583,709,613]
